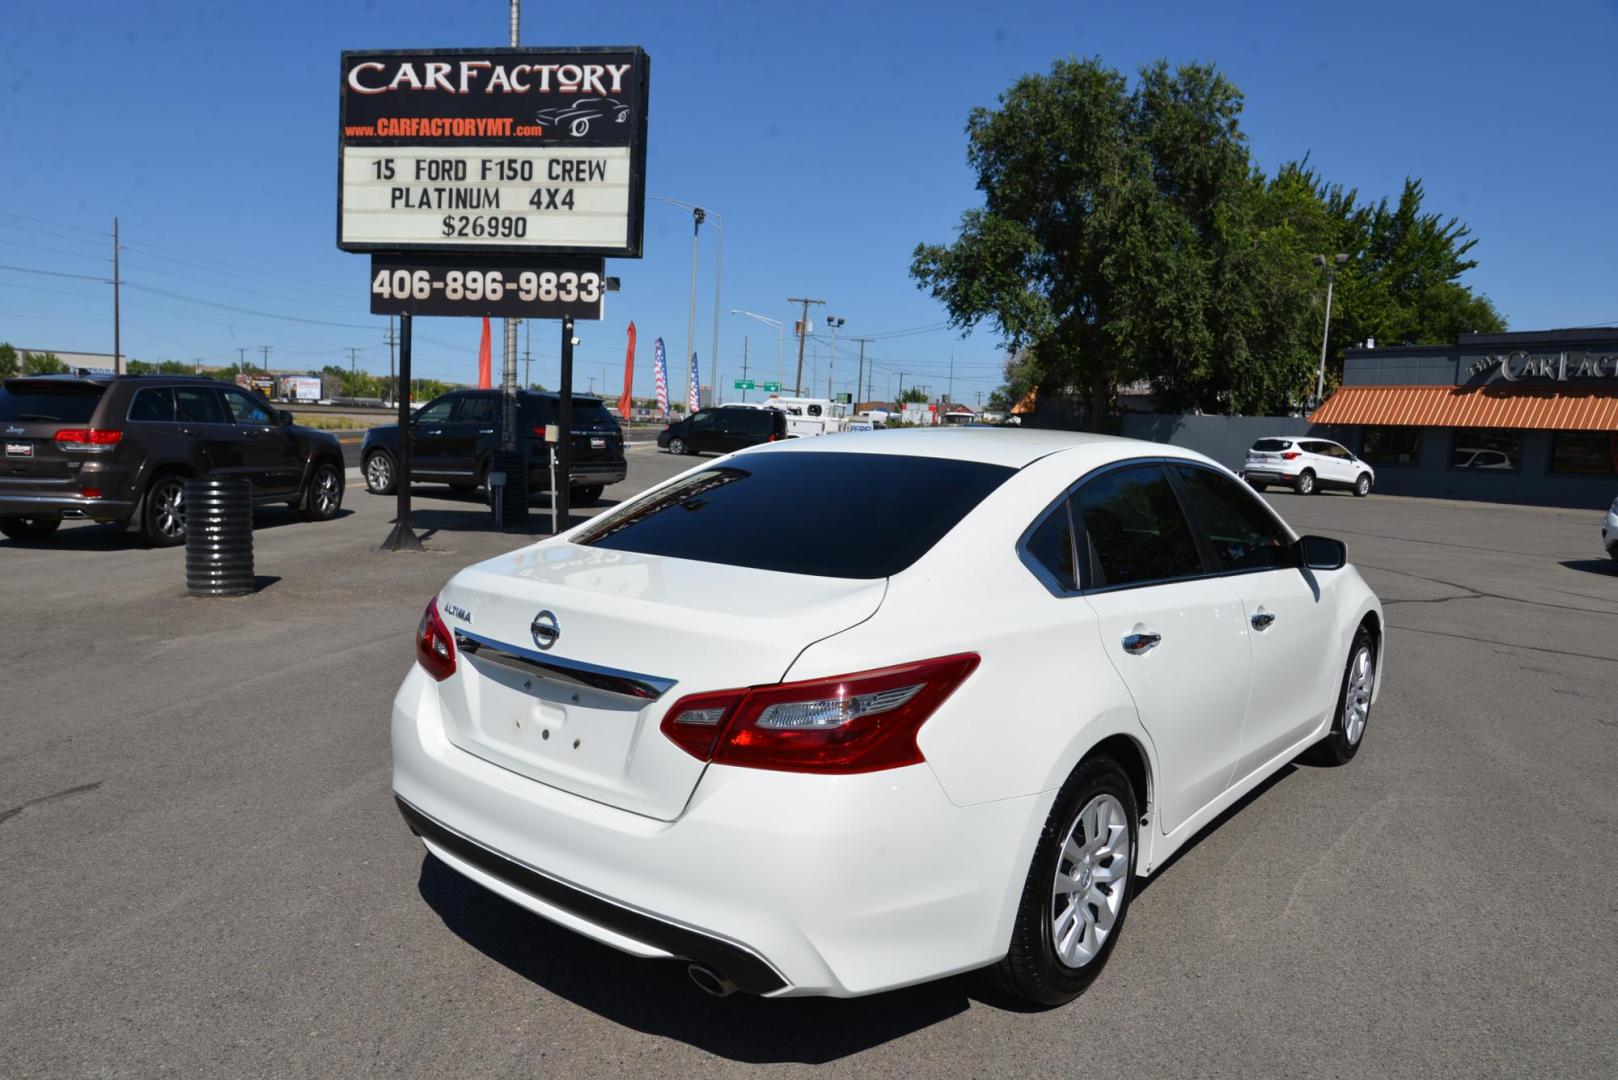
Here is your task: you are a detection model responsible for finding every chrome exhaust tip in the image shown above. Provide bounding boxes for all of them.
[687,963,737,998]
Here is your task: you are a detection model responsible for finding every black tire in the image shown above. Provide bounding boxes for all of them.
[363,451,397,495]
[987,755,1138,1007]
[0,515,62,542]
[574,484,605,505]
[1353,473,1372,497]
[1294,469,1316,496]
[142,473,190,547]
[668,436,689,456]
[301,461,343,521]
[1305,626,1377,766]
[1608,544,1618,563]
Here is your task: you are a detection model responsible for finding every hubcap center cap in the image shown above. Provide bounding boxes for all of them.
[1076,863,1093,889]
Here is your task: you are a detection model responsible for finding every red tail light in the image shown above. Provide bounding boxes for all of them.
[416,595,457,682]
[1280,451,1301,460]
[54,428,122,446]
[79,488,103,499]
[660,653,980,773]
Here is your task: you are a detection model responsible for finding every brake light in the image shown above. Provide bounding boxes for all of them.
[660,653,980,773]
[79,488,103,499]
[1280,451,1301,460]
[416,595,457,682]
[54,428,122,446]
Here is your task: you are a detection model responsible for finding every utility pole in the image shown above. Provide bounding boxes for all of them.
[976,390,983,407]
[346,347,362,380]
[947,350,955,404]
[740,335,749,402]
[258,345,272,376]
[1314,253,1351,404]
[522,319,533,388]
[236,347,247,372]
[850,338,871,406]
[112,217,123,375]
[384,316,398,404]
[787,296,825,397]
[896,371,906,409]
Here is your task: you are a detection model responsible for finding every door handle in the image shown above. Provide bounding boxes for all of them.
[1121,631,1161,655]
[478,428,495,435]
[425,429,442,436]
[1250,609,1276,631]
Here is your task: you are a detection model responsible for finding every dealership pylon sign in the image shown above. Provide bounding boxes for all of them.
[338,47,650,258]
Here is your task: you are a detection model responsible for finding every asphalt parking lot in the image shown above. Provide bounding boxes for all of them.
[2,446,1615,1078]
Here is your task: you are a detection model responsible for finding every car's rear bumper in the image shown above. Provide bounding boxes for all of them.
[390,664,1038,997]
[1240,468,1291,485]
[525,462,627,490]
[0,491,135,521]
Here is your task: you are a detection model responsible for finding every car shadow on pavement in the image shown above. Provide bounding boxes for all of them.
[415,856,975,1062]
[0,507,352,551]
[1132,763,1297,897]
[394,485,617,540]
[1559,558,1618,577]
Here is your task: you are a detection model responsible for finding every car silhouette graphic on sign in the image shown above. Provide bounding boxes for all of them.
[535,97,630,137]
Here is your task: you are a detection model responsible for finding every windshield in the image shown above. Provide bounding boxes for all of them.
[0,381,105,423]
[575,451,1015,578]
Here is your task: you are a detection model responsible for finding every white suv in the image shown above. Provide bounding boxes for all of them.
[1243,437,1374,497]
[1602,496,1617,561]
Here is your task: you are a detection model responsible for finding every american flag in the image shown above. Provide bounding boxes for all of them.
[688,351,701,413]
[653,337,669,417]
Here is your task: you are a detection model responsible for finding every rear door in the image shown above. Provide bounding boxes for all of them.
[0,379,107,499]
[446,392,499,481]
[1075,463,1252,834]
[218,386,301,496]
[684,409,720,453]
[173,385,241,480]
[1309,441,1356,487]
[1171,465,1337,779]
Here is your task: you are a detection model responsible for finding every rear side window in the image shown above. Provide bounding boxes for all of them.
[1174,467,1294,573]
[1023,503,1078,592]
[1075,464,1203,588]
[1252,439,1290,452]
[175,387,225,424]
[0,382,104,423]
[735,410,775,436]
[576,452,1015,578]
[128,387,175,422]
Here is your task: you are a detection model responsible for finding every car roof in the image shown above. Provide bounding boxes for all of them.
[736,427,1218,471]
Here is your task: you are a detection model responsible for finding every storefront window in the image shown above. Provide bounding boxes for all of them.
[1360,427,1421,465]
[1550,432,1618,476]
[1450,429,1521,471]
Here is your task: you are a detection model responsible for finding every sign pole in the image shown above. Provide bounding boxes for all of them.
[381,313,424,551]
[556,316,574,532]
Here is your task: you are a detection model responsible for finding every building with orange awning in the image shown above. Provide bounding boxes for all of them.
[1307,329,1618,506]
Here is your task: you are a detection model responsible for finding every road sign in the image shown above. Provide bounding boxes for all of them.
[762,381,782,392]
[338,47,650,257]
[733,378,755,390]
[368,254,605,319]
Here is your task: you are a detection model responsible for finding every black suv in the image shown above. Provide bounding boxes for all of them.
[359,389,628,503]
[0,374,346,545]
[657,406,787,455]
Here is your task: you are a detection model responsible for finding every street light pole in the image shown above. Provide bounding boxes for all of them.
[824,316,845,399]
[1314,253,1350,404]
[731,309,784,392]
[651,196,724,408]
[685,208,703,409]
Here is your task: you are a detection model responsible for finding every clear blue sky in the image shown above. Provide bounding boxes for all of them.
[3,0,1614,405]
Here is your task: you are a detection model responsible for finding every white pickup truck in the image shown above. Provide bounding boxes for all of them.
[760,396,850,438]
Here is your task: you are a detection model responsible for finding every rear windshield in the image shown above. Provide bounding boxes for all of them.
[1251,439,1291,452]
[0,381,105,423]
[576,451,1015,578]
[525,397,619,431]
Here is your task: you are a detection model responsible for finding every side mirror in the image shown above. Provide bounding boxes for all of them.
[1298,535,1347,571]
[275,409,293,426]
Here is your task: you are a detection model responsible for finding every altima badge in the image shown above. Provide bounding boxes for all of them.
[530,610,560,651]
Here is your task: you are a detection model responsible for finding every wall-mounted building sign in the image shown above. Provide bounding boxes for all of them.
[1468,351,1618,383]
[338,47,649,258]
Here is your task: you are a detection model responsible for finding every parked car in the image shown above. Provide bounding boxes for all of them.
[391,429,1383,1003]
[0,373,345,546]
[1242,437,1375,496]
[1603,495,1618,561]
[656,406,786,455]
[360,389,626,505]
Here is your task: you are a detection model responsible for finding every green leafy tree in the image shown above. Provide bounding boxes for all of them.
[899,386,930,404]
[22,351,67,375]
[0,343,18,378]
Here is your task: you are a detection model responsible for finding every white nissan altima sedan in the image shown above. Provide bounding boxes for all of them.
[391,429,1384,1005]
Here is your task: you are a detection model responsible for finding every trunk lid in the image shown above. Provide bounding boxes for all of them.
[434,542,886,820]
[0,379,107,491]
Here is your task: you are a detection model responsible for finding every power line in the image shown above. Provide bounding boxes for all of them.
[0,262,111,283]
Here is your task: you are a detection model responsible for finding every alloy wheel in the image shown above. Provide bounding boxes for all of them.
[313,467,341,515]
[669,437,687,455]
[154,481,186,540]
[1050,793,1131,969]
[1344,645,1374,745]
[366,454,392,492]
